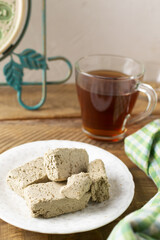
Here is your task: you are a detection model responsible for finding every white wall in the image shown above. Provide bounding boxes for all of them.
[1,0,160,83]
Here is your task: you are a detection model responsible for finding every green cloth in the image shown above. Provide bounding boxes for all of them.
[108,119,160,240]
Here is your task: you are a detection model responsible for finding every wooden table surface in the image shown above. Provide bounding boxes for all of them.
[0,83,159,240]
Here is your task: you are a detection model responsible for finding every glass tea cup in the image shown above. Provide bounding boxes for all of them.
[75,54,157,142]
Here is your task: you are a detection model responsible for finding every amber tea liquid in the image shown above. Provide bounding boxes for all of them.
[76,70,139,139]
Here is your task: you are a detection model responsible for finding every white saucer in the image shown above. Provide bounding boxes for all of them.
[0,140,134,234]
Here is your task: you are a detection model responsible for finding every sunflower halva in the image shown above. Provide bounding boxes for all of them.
[88,159,109,203]
[61,172,92,200]
[6,157,49,197]
[7,148,110,218]
[44,148,89,181]
[24,181,91,218]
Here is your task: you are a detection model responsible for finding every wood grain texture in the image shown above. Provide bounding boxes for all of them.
[0,82,159,120]
[0,118,158,240]
[0,83,159,240]
[0,84,80,120]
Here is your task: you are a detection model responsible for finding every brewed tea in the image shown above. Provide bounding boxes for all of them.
[76,70,139,138]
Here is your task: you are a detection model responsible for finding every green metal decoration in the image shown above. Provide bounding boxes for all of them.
[0,0,72,110]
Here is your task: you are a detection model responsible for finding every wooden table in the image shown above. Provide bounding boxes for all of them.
[0,84,158,240]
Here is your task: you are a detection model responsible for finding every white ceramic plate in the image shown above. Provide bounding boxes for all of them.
[0,140,134,234]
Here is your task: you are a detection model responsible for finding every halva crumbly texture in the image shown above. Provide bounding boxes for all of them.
[44,148,89,181]
[61,172,92,200]
[6,147,110,219]
[6,157,49,197]
[88,159,109,203]
[24,181,91,218]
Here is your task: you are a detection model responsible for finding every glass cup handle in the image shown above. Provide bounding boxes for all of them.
[127,83,157,125]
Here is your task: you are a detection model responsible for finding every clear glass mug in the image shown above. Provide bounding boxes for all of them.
[75,55,157,142]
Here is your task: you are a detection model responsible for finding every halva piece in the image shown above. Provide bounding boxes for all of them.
[44,148,89,181]
[24,181,91,218]
[7,157,49,197]
[61,172,92,200]
[88,159,109,203]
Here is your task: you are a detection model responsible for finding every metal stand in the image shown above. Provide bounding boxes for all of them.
[0,0,72,110]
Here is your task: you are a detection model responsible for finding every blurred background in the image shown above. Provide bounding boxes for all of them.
[1,0,160,84]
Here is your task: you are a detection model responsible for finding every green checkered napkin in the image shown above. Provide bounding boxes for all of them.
[108,119,160,240]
